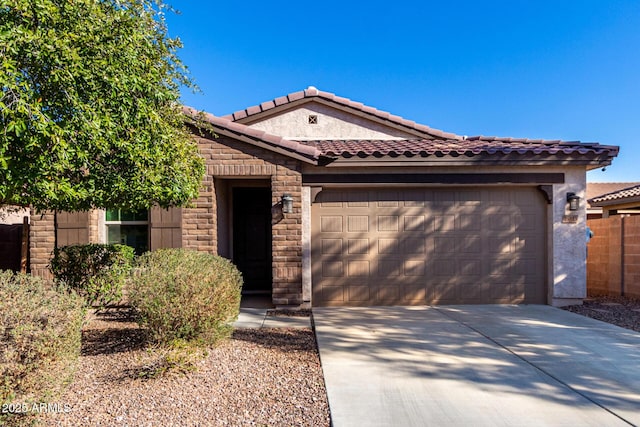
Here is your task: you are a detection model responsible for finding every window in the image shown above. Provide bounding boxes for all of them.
[105,209,149,255]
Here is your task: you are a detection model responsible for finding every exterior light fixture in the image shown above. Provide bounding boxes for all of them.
[281,194,294,214]
[566,192,580,211]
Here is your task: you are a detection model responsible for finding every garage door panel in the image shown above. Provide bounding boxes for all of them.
[399,285,427,304]
[404,215,426,231]
[515,213,538,231]
[348,238,370,254]
[403,238,426,254]
[460,259,483,276]
[348,260,370,278]
[312,187,546,306]
[435,215,456,231]
[321,286,345,305]
[320,216,343,232]
[404,260,426,276]
[378,238,399,254]
[321,238,343,254]
[378,259,402,278]
[434,236,457,253]
[348,285,371,302]
[321,261,344,278]
[347,216,369,232]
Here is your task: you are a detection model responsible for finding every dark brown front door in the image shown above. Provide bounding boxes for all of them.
[233,187,272,294]
[0,224,23,272]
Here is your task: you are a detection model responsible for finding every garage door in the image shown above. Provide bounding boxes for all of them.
[311,187,546,306]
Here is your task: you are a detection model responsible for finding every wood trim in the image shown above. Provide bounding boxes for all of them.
[303,173,565,185]
[537,185,554,204]
[21,216,29,273]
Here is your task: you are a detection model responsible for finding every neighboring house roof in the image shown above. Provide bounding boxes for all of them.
[223,86,461,140]
[300,137,617,160]
[589,183,640,207]
[587,182,640,202]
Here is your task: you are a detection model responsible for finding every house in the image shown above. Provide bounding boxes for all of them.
[586,182,640,219]
[588,183,640,218]
[29,87,619,307]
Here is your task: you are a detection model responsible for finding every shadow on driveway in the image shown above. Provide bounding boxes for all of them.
[313,305,640,427]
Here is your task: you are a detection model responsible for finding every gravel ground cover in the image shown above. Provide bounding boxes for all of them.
[17,296,640,426]
[37,309,330,427]
[562,295,640,332]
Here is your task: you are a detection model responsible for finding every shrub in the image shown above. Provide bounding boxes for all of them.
[50,244,135,307]
[0,271,85,414]
[128,249,242,346]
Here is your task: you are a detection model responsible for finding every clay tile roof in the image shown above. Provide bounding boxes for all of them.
[589,183,640,205]
[299,137,619,159]
[183,106,321,163]
[223,86,462,140]
[587,182,640,202]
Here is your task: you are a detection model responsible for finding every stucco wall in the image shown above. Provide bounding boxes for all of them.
[0,207,29,225]
[551,167,587,305]
[247,103,418,140]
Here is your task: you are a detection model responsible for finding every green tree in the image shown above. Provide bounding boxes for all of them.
[0,0,205,212]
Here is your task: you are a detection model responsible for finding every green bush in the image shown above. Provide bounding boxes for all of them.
[50,244,135,307]
[128,249,243,346]
[0,271,85,411]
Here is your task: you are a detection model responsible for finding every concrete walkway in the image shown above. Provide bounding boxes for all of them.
[313,305,640,427]
[232,306,311,329]
[232,295,311,329]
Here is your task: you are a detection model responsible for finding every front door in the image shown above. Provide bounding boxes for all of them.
[233,187,272,294]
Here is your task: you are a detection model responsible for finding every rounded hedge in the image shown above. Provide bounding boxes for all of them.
[128,249,243,346]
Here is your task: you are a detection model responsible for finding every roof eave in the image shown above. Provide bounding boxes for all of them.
[315,152,619,167]
[589,196,640,208]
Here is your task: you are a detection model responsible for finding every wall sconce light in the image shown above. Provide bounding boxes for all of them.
[281,194,293,214]
[566,192,580,211]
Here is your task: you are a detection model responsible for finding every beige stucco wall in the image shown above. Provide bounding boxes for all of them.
[0,207,29,224]
[247,102,418,140]
[551,166,588,306]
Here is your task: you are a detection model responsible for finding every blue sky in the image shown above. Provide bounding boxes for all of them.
[165,0,640,182]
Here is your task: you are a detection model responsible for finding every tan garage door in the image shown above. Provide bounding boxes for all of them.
[312,187,546,306]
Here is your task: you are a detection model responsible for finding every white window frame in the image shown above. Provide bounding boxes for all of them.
[104,210,149,249]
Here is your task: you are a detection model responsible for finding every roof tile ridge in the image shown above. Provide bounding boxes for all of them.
[223,87,464,140]
[309,90,462,140]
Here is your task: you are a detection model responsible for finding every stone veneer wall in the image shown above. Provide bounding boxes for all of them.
[29,209,55,279]
[187,134,304,306]
[182,175,216,253]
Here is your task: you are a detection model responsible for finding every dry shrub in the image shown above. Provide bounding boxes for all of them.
[128,249,242,346]
[0,271,85,424]
[49,244,135,307]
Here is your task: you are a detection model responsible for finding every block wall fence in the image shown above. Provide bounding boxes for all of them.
[587,216,640,298]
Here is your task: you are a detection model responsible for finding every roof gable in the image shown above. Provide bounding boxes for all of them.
[183,107,321,164]
[223,86,461,141]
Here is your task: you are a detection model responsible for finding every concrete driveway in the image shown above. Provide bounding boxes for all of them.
[313,305,640,427]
